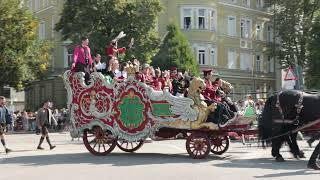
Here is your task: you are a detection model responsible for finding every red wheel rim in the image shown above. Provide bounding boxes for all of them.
[186,133,211,159]
[210,136,230,155]
[83,126,116,156]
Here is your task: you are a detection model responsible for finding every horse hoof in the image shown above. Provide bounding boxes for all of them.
[276,156,285,162]
[307,163,320,170]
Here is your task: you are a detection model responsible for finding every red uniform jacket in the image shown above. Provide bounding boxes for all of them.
[203,79,219,101]
[105,45,126,58]
[152,77,163,91]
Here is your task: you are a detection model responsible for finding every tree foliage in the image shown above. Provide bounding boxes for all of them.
[265,0,320,68]
[151,24,199,76]
[305,15,320,89]
[55,0,162,63]
[0,0,51,90]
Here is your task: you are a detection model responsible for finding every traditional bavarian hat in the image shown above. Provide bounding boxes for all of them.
[170,67,177,71]
[203,69,213,76]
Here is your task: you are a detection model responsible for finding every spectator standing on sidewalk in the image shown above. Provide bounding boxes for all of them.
[21,111,29,131]
[0,96,12,153]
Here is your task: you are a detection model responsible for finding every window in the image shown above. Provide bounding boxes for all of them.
[256,0,264,8]
[267,56,274,72]
[240,53,252,71]
[183,8,192,29]
[209,10,216,31]
[241,18,252,39]
[39,20,45,40]
[198,9,207,29]
[243,0,250,7]
[64,47,73,68]
[256,24,262,40]
[211,48,217,66]
[198,48,206,65]
[181,7,216,31]
[227,16,236,36]
[27,0,32,11]
[267,25,274,42]
[35,0,39,10]
[228,49,237,69]
[256,54,263,72]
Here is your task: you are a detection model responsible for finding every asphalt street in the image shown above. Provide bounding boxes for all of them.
[0,133,319,180]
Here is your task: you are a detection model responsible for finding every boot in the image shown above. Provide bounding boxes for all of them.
[46,137,56,150]
[37,137,45,150]
[307,139,313,148]
[5,148,12,154]
[307,161,320,170]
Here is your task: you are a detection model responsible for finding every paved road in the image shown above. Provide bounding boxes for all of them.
[0,133,319,180]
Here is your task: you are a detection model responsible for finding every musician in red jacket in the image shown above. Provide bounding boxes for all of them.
[202,69,219,102]
[202,69,235,127]
[105,40,127,60]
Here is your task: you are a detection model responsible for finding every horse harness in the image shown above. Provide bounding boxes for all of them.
[274,91,304,126]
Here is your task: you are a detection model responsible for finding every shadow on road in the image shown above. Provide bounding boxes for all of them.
[215,157,320,175]
[1,152,230,166]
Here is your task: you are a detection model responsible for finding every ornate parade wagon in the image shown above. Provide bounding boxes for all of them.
[63,66,257,159]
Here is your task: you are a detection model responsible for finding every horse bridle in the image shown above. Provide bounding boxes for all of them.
[274,91,304,125]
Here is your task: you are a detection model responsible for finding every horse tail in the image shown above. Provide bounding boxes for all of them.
[258,95,276,147]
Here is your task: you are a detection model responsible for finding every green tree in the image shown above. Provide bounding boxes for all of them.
[265,0,320,68]
[55,0,162,63]
[0,0,51,90]
[305,15,320,89]
[151,24,199,76]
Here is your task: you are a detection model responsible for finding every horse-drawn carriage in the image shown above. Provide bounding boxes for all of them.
[63,67,258,159]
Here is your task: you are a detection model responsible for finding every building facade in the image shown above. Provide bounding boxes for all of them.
[22,0,70,110]
[158,0,279,100]
[23,0,279,110]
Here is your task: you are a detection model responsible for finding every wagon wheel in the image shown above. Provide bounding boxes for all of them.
[83,126,116,156]
[210,136,230,155]
[186,133,211,159]
[116,139,144,152]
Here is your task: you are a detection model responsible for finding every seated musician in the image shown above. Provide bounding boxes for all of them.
[137,64,153,85]
[152,68,164,91]
[104,59,122,82]
[172,72,189,97]
[93,54,106,73]
[202,69,237,126]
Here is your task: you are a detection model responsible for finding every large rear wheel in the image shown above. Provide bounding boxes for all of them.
[83,126,116,156]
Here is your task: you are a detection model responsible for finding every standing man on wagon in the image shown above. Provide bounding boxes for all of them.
[36,100,56,150]
[71,36,93,84]
[0,96,12,154]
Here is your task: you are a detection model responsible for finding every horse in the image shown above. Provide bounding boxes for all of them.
[259,90,320,168]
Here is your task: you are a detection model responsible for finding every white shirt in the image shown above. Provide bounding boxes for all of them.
[95,62,106,70]
[114,69,127,78]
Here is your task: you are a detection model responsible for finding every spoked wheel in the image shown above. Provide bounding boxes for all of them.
[210,135,230,155]
[186,133,211,159]
[116,139,144,152]
[83,126,116,156]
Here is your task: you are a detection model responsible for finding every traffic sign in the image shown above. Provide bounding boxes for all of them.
[284,67,297,81]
